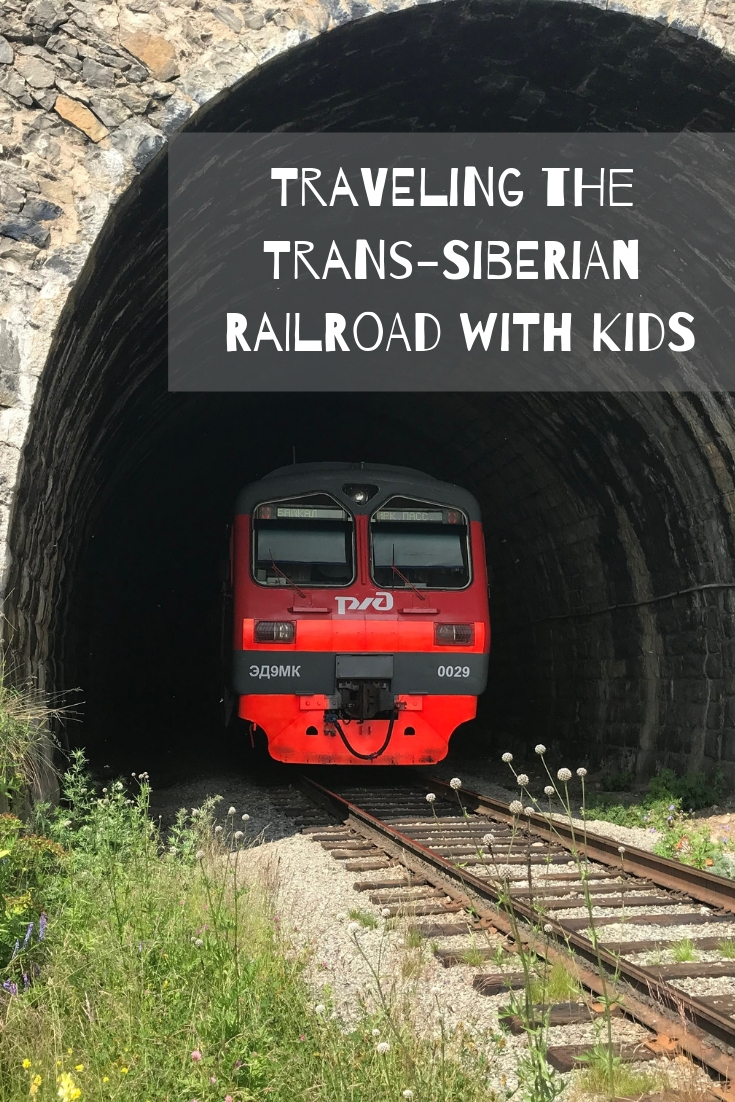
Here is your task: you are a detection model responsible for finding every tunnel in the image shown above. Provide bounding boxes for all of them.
[6,0,735,784]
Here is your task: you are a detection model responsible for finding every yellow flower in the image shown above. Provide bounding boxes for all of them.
[102,1077,109,1083]
[74,1065,84,1072]
[56,1071,82,1101]
[30,1075,42,1098]
[120,1067,129,1075]
[22,1059,32,1069]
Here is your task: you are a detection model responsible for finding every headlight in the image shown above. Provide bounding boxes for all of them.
[434,623,474,645]
[255,621,295,643]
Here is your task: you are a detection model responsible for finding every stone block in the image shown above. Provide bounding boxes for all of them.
[88,93,132,127]
[54,94,109,141]
[82,57,115,88]
[0,219,49,248]
[21,197,62,221]
[119,30,180,81]
[0,36,12,64]
[13,54,55,88]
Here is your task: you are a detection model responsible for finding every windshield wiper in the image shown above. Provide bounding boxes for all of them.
[268,552,307,599]
[391,546,426,601]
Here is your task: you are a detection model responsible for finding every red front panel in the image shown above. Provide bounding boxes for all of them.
[231,512,490,764]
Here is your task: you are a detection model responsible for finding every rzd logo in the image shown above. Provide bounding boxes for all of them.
[335,592,394,615]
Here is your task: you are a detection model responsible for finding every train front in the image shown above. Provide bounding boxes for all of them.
[229,464,490,765]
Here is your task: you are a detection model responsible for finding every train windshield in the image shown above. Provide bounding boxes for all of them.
[253,495,354,586]
[370,497,471,589]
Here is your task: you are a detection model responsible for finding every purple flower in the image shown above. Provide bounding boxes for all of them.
[669,804,676,812]
[22,973,30,990]
[38,913,47,941]
[10,939,19,961]
[22,923,33,950]
[33,964,40,977]
[3,981,18,996]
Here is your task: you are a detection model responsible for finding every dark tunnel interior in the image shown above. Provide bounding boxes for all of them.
[8,0,735,784]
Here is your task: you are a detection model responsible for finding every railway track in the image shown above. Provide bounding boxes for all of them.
[295,771,735,1092]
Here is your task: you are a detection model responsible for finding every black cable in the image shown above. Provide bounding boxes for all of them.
[332,714,397,761]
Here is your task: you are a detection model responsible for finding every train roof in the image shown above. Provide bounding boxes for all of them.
[235,462,481,519]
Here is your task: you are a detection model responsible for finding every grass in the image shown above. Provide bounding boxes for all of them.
[459,945,490,967]
[671,937,698,962]
[719,939,735,958]
[348,907,378,929]
[576,1045,669,1098]
[0,752,496,1102]
[402,926,423,949]
[529,959,583,1004]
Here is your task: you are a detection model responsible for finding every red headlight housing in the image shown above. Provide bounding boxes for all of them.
[255,621,295,643]
[434,623,474,646]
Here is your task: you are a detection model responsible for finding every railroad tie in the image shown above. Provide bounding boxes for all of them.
[545,1044,659,1073]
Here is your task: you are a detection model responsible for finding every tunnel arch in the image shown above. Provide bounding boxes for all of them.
[6,0,735,780]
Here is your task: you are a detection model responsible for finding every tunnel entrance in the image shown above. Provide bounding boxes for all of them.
[8,0,735,782]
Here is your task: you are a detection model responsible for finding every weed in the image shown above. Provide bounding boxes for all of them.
[348,908,378,929]
[671,937,698,963]
[719,939,735,959]
[460,945,488,967]
[400,949,425,980]
[529,960,582,1004]
[0,754,493,1102]
[402,926,423,949]
[576,1044,669,1098]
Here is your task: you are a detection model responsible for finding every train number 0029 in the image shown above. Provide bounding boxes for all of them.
[437,665,471,678]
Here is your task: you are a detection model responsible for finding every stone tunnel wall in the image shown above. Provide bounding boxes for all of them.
[3,0,735,779]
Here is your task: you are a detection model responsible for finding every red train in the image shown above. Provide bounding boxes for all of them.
[224,463,490,764]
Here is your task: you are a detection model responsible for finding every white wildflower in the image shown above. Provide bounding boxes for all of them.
[425,793,436,803]
[376,1042,390,1055]
[348,922,361,934]
[195,849,205,860]
[314,1004,326,1015]
[234,830,244,840]
[62,819,72,828]
[131,772,137,779]
[372,1028,381,1037]
[169,846,177,855]
[241,814,250,821]
[114,781,124,791]
[102,787,108,794]
[557,768,572,782]
[403,1092,414,1100]
[576,767,587,778]
[449,777,462,790]
[227,806,236,815]
[618,845,626,855]
[194,938,203,948]
[544,786,555,796]
[214,825,223,834]
[516,774,529,786]
[534,744,546,755]
[524,806,535,816]
[544,923,553,933]
[482,833,495,846]
[381,908,391,917]
[509,800,523,815]
[502,753,513,763]
[191,808,199,817]
[336,912,347,921]
[139,771,149,781]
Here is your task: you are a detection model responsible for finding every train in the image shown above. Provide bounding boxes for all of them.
[222,462,490,764]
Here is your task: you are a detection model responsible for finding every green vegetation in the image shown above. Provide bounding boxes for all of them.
[671,938,698,963]
[0,752,496,1102]
[584,767,733,873]
[718,939,735,959]
[348,907,378,929]
[576,1044,668,1098]
[529,960,582,1004]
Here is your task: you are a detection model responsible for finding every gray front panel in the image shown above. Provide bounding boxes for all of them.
[393,653,488,696]
[233,650,488,696]
[336,654,394,679]
[233,650,334,694]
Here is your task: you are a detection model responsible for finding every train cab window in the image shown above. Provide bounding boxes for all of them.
[253,494,354,587]
[370,497,471,590]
